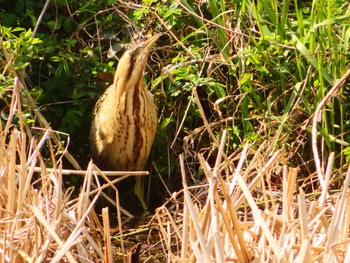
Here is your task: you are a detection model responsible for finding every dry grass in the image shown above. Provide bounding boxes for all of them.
[2,80,350,262]
[1,52,350,263]
[2,81,350,263]
[0,78,121,262]
[155,129,350,262]
[152,68,350,262]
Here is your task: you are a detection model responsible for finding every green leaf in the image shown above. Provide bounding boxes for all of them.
[209,82,226,98]
[47,20,61,31]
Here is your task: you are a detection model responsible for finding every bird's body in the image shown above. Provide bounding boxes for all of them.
[90,34,160,210]
[90,72,157,171]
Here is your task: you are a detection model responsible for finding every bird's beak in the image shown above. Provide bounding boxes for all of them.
[140,33,162,54]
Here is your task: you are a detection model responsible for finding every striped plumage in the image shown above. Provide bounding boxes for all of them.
[90,34,160,209]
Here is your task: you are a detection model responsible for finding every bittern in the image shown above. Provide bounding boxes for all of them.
[90,33,160,211]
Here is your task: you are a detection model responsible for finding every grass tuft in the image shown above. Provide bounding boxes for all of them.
[0,78,106,262]
[156,131,350,261]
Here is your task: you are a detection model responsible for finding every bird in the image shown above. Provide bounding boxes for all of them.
[89,33,160,211]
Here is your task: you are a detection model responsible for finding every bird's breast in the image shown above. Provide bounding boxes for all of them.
[91,84,157,171]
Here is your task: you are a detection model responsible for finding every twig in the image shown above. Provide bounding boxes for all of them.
[23,166,149,177]
[33,0,52,37]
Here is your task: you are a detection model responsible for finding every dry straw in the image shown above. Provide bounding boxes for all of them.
[0,78,108,262]
[2,40,350,262]
[155,131,350,262]
[155,71,350,261]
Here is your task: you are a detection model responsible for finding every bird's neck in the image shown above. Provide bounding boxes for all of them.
[114,73,144,94]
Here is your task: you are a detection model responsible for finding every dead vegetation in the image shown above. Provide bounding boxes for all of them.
[155,138,350,262]
[152,68,350,262]
[2,78,350,262]
[1,44,350,263]
[0,78,109,262]
[150,67,350,262]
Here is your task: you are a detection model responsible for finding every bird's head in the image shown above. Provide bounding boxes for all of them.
[115,33,161,88]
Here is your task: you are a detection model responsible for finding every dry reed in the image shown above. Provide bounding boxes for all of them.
[155,129,350,262]
[2,42,350,263]
[0,78,107,262]
[153,67,350,262]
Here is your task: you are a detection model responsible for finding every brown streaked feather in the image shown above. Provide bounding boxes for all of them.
[89,34,159,172]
